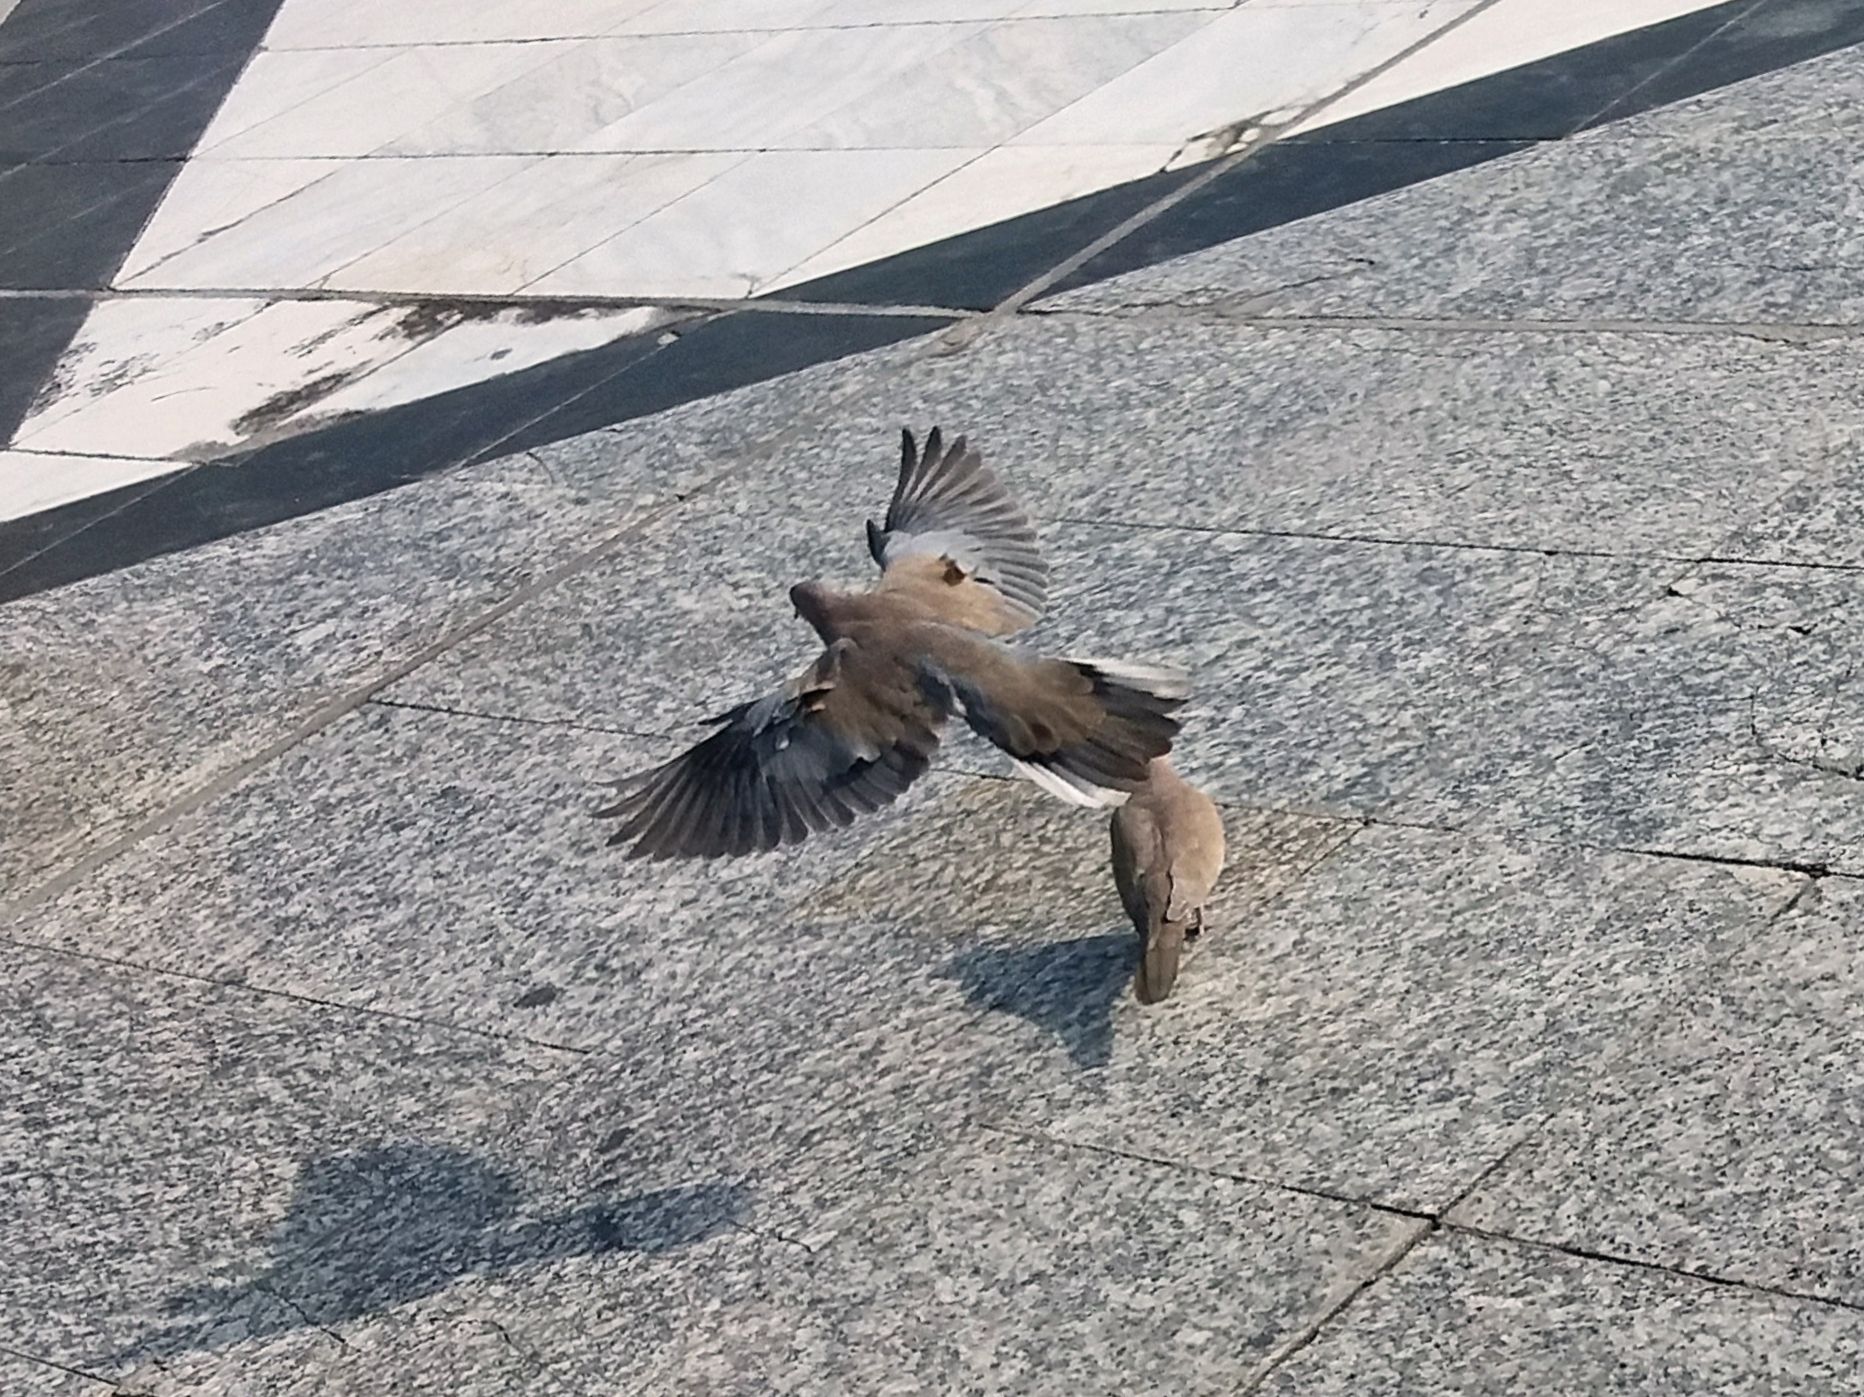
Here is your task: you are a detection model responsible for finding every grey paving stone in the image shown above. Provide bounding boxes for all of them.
[0,1350,98,1396]
[0,454,668,906]
[642,1127,1424,1396]
[0,945,632,1392]
[389,491,1666,817]
[1256,1230,1864,1396]
[0,335,899,908]
[1421,561,1864,874]
[813,793,1802,1211]
[1452,875,1864,1306]
[1046,48,1864,327]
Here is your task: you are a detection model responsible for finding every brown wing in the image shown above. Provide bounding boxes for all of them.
[917,631,1188,808]
[865,427,1049,637]
[597,640,948,860]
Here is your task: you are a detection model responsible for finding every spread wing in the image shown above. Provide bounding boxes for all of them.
[596,640,948,860]
[864,427,1049,637]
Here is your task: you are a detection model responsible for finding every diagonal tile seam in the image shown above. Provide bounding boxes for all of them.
[1021,305,1864,346]
[0,285,987,321]
[0,1341,143,1396]
[0,931,595,1056]
[1036,512,1864,575]
[0,465,196,579]
[0,317,984,941]
[1578,0,1771,130]
[934,0,1514,345]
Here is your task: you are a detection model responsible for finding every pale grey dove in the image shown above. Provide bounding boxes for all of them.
[599,427,1188,859]
[1109,757,1226,1003]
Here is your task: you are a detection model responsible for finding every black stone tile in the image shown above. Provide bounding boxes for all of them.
[48,56,245,161]
[0,315,682,597]
[0,160,176,289]
[1043,138,1533,301]
[764,165,1199,312]
[0,465,184,581]
[485,309,953,459]
[0,294,88,442]
[0,309,953,600]
[0,60,86,114]
[0,0,227,63]
[119,0,282,58]
[0,53,239,163]
[1585,0,1864,129]
[1290,0,1751,143]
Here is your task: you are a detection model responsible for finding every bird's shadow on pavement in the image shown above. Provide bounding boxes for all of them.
[944,931,1135,1069]
[109,1143,748,1367]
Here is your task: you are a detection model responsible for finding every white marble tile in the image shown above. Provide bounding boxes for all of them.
[15,300,430,459]
[325,152,745,294]
[775,12,1208,149]
[611,0,840,34]
[1286,0,1728,135]
[263,0,664,48]
[1014,0,1226,11]
[11,297,267,444]
[1012,1,1481,147]
[807,0,1041,20]
[207,42,581,158]
[379,32,765,155]
[118,159,347,286]
[276,306,675,429]
[766,142,1173,288]
[194,47,402,152]
[0,451,189,523]
[122,156,539,292]
[574,22,983,151]
[527,146,977,298]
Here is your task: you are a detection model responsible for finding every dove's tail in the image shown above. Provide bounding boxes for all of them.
[1000,658,1188,808]
[918,641,1187,808]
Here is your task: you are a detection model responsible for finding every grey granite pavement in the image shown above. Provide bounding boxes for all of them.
[12,36,1864,1397]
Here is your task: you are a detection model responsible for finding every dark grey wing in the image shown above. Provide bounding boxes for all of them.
[865,426,1049,633]
[596,642,946,860]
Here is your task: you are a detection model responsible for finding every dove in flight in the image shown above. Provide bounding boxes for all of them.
[1109,757,1226,1004]
[598,427,1188,859]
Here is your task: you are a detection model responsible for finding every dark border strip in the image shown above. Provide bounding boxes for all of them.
[0,310,951,603]
[5,0,1864,601]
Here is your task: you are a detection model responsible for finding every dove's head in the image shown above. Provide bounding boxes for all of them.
[789,580,835,636]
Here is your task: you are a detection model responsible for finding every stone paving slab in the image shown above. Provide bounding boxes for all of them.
[815,791,1802,1211]
[1416,561,1864,873]
[640,1126,1424,1397]
[1046,46,1864,327]
[1453,874,1864,1307]
[1257,1229,1864,1396]
[0,335,892,907]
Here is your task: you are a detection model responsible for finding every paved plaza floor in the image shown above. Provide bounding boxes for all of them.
[7,1,1864,1392]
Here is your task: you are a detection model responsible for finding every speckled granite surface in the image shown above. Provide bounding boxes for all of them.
[12,31,1864,1397]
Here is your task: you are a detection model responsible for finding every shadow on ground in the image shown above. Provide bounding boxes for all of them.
[944,931,1136,1068]
[112,1144,747,1364]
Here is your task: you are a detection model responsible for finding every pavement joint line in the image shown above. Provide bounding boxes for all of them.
[0,466,200,583]
[1243,1218,1439,1391]
[257,10,1238,50]
[941,0,1514,341]
[365,695,667,744]
[1039,512,1864,576]
[0,284,981,321]
[1442,1222,1864,1316]
[1023,305,1864,343]
[0,1342,146,1395]
[1579,0,1773,131]
[0,932,595,1056]
[0,327,951,924]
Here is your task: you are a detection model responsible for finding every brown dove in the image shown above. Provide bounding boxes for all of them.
[598,427,1188,859]
[1109,757,1226,1004]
